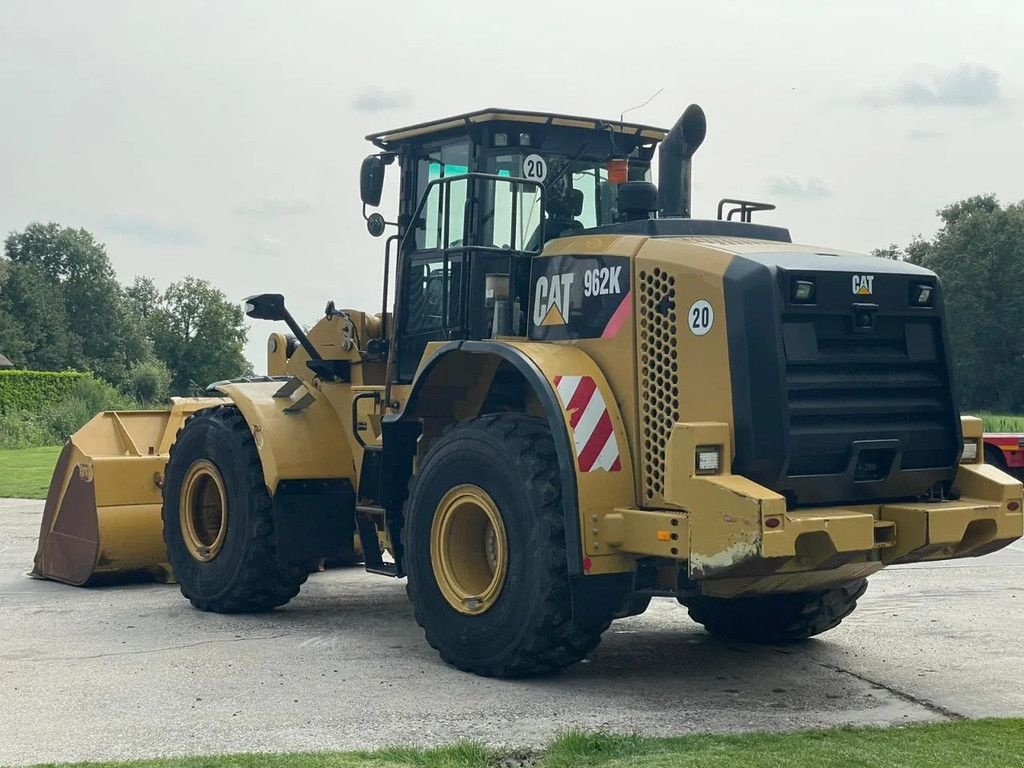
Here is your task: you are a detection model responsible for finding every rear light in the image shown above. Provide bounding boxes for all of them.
[961,441,978,462]
[696,446,722,475]
[1008,501,1021,512]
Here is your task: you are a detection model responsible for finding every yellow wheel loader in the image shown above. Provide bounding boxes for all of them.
[35,104,1024,676]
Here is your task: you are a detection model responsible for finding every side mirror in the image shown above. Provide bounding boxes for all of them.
[244,293,287,321]
[360,155,386,207]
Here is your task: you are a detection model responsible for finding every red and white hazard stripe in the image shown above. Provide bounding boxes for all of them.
[552,375,622,472]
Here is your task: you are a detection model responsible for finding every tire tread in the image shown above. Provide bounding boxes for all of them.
[403,413,608,677]
[685,579,867,643]
[163,405,307,613]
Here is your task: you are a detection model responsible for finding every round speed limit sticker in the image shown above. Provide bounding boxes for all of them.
[522,154,548,182]
[687,299,714,336]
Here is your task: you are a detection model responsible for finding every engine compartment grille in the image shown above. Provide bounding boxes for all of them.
[638,268,679,499]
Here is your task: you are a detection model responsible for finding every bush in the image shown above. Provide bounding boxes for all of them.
[126,359,171,406]
[0,409,54,450]
[0,377,139,447]
[0,370,89,414]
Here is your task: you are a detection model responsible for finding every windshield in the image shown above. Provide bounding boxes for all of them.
[483,152,651,248]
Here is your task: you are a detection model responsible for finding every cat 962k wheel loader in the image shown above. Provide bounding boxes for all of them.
[35,105,1023,676]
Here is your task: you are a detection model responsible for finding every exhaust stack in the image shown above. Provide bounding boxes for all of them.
[658,104,707,218]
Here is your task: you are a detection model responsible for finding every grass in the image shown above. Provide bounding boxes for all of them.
[978,413,1024,433]
[21,719,1024,768]
[0,444,61,499]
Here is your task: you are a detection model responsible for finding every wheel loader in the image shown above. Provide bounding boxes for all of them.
[35,104,1024,677]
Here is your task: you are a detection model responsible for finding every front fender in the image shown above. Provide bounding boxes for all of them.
[393,340,636,581]
[214,380,355,494]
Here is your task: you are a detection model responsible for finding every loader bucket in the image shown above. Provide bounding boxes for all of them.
[32,397,226,586]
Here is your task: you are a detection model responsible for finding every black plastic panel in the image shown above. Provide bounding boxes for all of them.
[724,254,961,507]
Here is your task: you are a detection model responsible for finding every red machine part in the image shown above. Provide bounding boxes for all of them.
[984,434,1024,470]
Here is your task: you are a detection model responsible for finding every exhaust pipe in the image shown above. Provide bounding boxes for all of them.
[658,104,707,218]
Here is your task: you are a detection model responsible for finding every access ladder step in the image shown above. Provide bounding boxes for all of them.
[356,504,402,578]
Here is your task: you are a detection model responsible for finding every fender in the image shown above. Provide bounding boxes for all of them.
[389,340,637,622]
[214,380,356,493]
[213,379,358,564]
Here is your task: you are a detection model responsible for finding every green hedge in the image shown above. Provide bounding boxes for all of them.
[0,370,90,414]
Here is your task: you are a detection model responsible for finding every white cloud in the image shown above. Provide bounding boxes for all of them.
[764,176,831,200]
[351,89,413,113]
[234,199,314,218]
[865,63,1002,108]
[100,215,202,246]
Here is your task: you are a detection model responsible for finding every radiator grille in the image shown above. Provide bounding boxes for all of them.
[784,316,957,477]
[638,268,679,499]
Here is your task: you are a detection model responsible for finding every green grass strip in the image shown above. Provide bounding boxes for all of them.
[20,719,1024,768]
[0,445,61,499]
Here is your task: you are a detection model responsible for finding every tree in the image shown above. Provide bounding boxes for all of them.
[0,261,74,370]
[124,275,160,321]
[2,223,149,381]
[879,195,1024,411]
[148,276,251,394]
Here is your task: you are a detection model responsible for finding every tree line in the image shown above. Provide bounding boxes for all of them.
[0,222,251,402]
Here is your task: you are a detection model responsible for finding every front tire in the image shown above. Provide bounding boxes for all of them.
[162,405,308,612]
[684,580,867,643]
[403,414,610,677]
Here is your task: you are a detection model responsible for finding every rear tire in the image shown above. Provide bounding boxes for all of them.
[684,579,867,642]
[162,405,308,612]
[403,413,610,677]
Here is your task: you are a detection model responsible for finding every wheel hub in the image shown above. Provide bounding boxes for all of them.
[179,459,228,562]
[430,484,508,615]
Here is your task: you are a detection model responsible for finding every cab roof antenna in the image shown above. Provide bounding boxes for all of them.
[620,87,664,125]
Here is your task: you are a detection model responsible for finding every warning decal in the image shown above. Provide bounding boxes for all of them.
[553,375,622,472]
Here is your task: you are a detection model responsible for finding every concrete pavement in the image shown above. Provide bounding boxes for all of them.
[1,497,1022,765]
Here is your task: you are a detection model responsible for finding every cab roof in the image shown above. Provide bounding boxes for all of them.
[366,107,669,149]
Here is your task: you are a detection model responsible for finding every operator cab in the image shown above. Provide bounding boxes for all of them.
[359,106,786,381]
[361,108,671,380]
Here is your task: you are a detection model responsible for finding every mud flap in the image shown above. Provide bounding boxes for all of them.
[570,572,633,628]
[272,478,356,565]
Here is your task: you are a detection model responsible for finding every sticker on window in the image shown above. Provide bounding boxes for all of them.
[522,154,547,182]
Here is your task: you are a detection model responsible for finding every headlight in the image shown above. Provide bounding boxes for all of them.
[910,283,934,307]
[791,279,815,303]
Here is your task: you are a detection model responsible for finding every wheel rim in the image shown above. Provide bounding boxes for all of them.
[430,484,508,615]
[179,459,228,562]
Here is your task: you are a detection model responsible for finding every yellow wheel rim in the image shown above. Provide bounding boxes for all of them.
[430,484,508,615]
[179,459,228,562]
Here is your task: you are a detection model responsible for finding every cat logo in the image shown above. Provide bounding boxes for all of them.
[852,274,875,296]
[533,273,574,326]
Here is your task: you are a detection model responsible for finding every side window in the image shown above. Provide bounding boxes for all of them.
[415,141,470,251]
[403,254,463,334]
[572,167,610,229]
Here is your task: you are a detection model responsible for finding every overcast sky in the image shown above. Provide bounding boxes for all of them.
[1,1,1021,369]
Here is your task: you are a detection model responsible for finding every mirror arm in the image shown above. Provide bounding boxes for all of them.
[362,202,398,228]
[280,311,322,362]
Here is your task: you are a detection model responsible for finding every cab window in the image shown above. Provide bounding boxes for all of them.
[415,142,470,251]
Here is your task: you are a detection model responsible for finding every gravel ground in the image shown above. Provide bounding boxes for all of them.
[2,497,1022,766]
